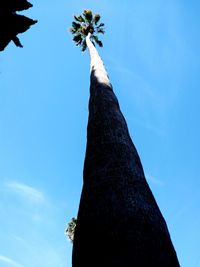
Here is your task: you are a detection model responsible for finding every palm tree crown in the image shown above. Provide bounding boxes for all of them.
[69,10,105,52]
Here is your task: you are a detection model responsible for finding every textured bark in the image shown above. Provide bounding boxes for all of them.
[72,35,180,267]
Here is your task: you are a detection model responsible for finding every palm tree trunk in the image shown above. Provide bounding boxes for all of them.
[72,33,180,267]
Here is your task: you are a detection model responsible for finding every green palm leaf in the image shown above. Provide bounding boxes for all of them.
[74,15,85,23]
[83,10,93,23]
[93,14,100,25]
[73,34,82,44]
[81,40,87,52]
[97,28,105,34]
[69,27,76,34]
[72,22,81,31]
[69,10,105,52]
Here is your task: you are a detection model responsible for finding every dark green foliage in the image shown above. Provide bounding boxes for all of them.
[69,10,105,52]
[93,14,101,25]
[95,40,103,47]
[0,0,37,51]
[69,27,76,34]
[65,217,77,242]
[96,28,105,35]
[73,34,82,43]
[91,35,103,47]
[72,22,81,30]
[83,10,93,23]
[81,40,87,52]
[98,23,105,28]
[74,15,85,23]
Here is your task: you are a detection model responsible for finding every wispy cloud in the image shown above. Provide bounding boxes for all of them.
[146,173,165,187]
[0,255,24,267]
[128,116,166,138]
[5,181,45,204]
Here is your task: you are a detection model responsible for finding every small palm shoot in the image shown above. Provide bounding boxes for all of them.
[65,217,77,242]
[69,10,105,51]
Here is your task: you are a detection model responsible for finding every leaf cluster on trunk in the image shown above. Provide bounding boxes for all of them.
[65,217,77,242]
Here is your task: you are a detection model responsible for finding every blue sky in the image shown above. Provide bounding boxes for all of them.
[0,0,200,266]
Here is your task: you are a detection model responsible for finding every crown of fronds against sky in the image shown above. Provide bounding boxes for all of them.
[69,10,105,51]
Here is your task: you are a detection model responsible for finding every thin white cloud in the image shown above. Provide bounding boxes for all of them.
[146,173,164,187]
[12,235,26,244]
[0,255,24,267]
[128,116,166,137]
[5,181,45,203]
[32,213,43,222]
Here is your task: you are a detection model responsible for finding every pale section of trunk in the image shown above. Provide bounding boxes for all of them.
[86,32,111,86]
[72,34,180,267]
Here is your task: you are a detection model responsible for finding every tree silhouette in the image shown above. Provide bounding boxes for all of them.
[0,0,37,51]
[70,10,180,267]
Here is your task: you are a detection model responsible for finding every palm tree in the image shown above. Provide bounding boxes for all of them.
[0,0,37,51]
[70,10,180,267]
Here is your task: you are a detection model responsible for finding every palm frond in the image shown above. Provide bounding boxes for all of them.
[73,34,82,44]
[69,27,76,34]
[96,28,105,34]
[69,10,105,52]
[93,14,100,25]
[97,23,105,28]
[74,15,85,23]
[83,10,93,23]
[92,35,99,42]
[72,22,81,31]
[80,26,88,35]
[96,40,103,47]
[81,39,87,52]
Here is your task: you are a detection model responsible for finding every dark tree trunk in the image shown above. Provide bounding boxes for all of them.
[72,35,180,267]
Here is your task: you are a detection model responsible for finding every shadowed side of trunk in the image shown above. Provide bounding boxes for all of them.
[72,36,180,267]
